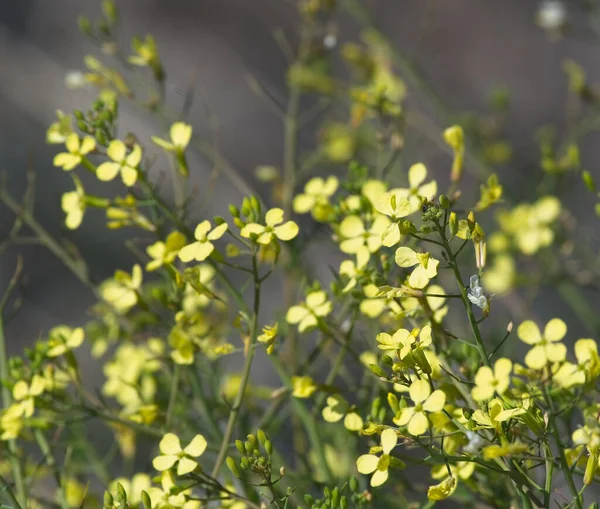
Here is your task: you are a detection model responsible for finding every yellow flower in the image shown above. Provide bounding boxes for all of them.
[47,326,85,358]
[471,358,512,401]
[322,395,364,431]
[63,477,86,508]
[146,231,187,271]
[129,35,160,67]
[293,176,339,221]
[518,318,567,369]
[554,338,600,388]
[46,110,73,144]
[338,215,389,254]
[372,192,413,247]
[339,248,370,292]
[179,221,228,262]
[12,375,45,418]
[377,326,432,359]
[152,432,207,476]
[395,247,439,289]
[427,475,456,501]
[286,290,332,332]
[152,122,193,176]
[497,196,561,255]
[257,322,278,354]
[291,376,318,398]
[108,473,152,505]
[101,264,143,313]
[471,398,527,429]
[61,175,86,230]
[391,163,437,207]
[356,428,398,487]
[146,471,200,509]
[394,380,446,436]
[443,125,465,182]
[0,405,23,440]
[241,208,299,244]
[97,140,142,186]
[152,122,192,153]
[53,133,96,171]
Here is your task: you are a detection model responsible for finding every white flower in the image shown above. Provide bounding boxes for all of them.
[467,275,488,311]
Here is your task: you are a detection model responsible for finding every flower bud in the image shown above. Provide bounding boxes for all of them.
[141,491,152,509]
[226,456,242,478]
[449,212,458,238]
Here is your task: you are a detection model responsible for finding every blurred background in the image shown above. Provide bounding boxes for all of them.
[1,0,599,392]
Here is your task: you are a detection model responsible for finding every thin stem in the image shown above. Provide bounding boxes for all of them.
[544,387,583,509]
[211,251,261,477]
[435,221,490,366]
[0,261,26,507]
[34,430,68,509]
[0,474,23,509]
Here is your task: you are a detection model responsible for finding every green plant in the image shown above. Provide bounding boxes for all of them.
[2,1,600,508]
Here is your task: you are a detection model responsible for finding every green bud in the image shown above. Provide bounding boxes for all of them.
[250,195,261,215]
[257,428,267,444]
[265,439,273,456]
[141,490,152,509]
[77,120,88,132]
[387,393,399,413]
[240,456,250,470]
[116,482,127,501]
[584,450,599,485]
[226,456,242,479]
[95,129,107,146]
[583,171,596,193]
[235,440,245,454]
[233,217,246,229]
[229,204,240,217]
[449,211,458,237]
[241,196,252,216]
[331,487,340,506]
[323,487,331,498]
[78,15,92,36]
[214,215,226,225]
[102,0,118,25]
[439,194,450,209]
[368,364,386,378]
[244,441,254,454]
[74,109,85,121]
[103,492,114,508]
[419,225,432,234]
[381,354,393,366]
[340,496,348,509]
[304,494,315,505]
[247,434,258,447]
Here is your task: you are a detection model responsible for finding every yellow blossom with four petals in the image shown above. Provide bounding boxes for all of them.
[152,432,207,476]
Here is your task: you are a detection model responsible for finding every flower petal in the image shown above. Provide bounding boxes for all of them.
[517,321,542,345]
[370,468,389,487]
[395,246,418,268]
[380,428,397,454]
[356,454,378,474]
[176,457,198,476]
[544,318,567,342]
[121,166,138,187]
[170,122,192,148]
[159,433,182,455]
[96,162,121,182]
[152,454,178,471]
[184,435,207,457]
[79,136,96,155]
[194,220,212,240]
[407,411,429,436]
[265,208,284,226]
[274,221,299,241]
[207,222,228,241]
[107,140,127,162]
[422,390,446,412]
[409,379,431,404]
[408,163,427,188]
[286,305,309,324]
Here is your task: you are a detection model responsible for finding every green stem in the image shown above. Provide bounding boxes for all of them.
[0,473,23,509]
[544,387,583,509]
[211,252,261,478]
[34,429,68,509]
[0,190,92,290]
[166,364,180,428]
[436,222,490,366]
[0,298,26,507]
[543,442,554,507]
